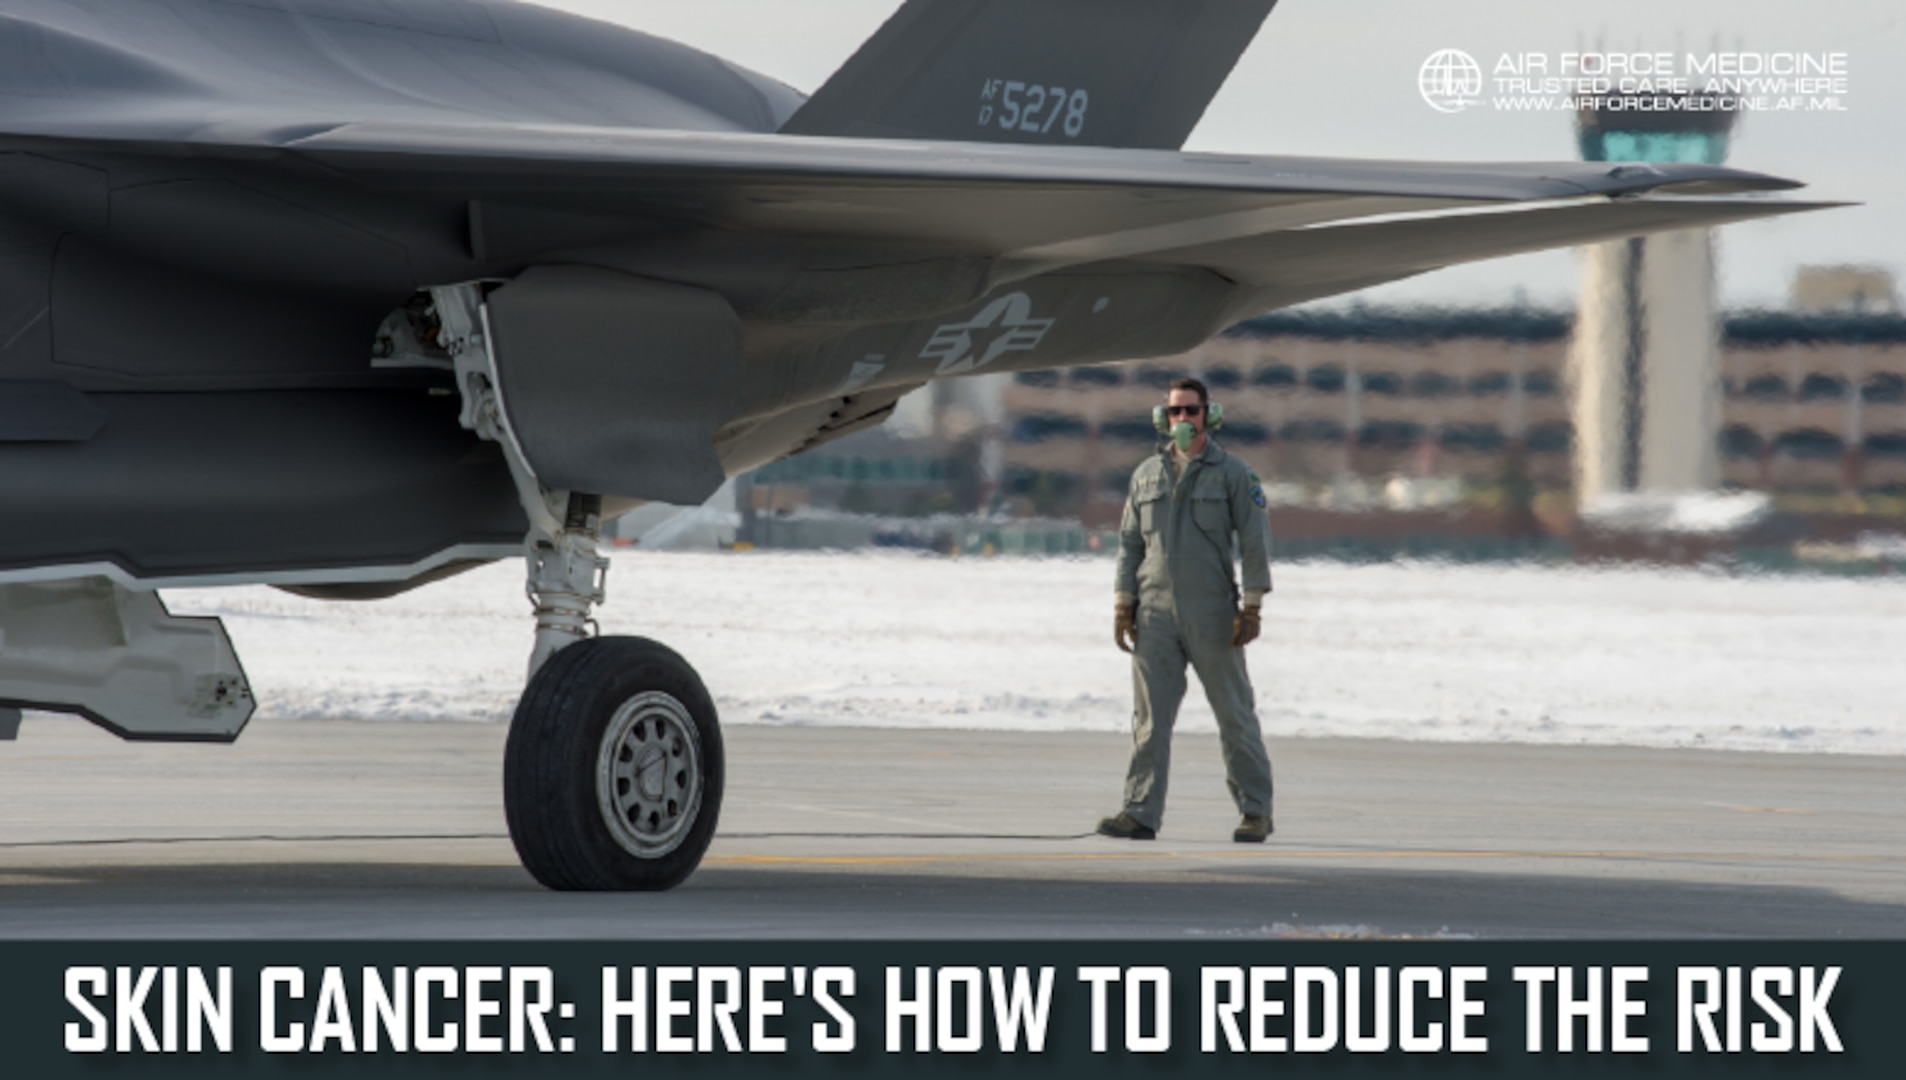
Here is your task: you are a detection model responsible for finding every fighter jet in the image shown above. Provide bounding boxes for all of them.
[0,0,1833,889]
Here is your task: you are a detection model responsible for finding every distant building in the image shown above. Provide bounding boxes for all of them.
[1001,306,1571,527]
[1791,266,1899,314]
[995,305,1906,524]
[745,423,983,518]
[1718,309,1906,497]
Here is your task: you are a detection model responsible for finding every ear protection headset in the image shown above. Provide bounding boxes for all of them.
[1152,400,1224,434]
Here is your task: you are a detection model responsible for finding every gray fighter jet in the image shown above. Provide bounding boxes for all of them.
[0,0,1832,889]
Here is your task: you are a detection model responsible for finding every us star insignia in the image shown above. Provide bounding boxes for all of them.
[919,291,1055,375]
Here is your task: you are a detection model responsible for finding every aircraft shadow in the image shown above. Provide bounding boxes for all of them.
[1,859,1902,939]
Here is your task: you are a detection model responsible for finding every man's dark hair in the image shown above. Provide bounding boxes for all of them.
[1168,377,1209,404]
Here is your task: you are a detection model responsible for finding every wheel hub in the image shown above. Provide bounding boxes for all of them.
[596,691,703,858]
[635,745,667,801]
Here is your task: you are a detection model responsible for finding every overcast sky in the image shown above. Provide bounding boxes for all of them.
[526,0,1901,312]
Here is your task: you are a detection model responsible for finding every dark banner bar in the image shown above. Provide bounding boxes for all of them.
[0,941,1897,1077]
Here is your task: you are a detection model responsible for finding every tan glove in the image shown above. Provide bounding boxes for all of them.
[1231,605,1261,647]
[1114,600,1138,654]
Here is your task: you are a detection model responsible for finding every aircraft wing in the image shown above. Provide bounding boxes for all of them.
[1155,194,1844,316]
[284,118,1800,200]
[269,120,1824,284]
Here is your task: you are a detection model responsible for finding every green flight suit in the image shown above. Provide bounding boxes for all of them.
[1113,438,1274,830]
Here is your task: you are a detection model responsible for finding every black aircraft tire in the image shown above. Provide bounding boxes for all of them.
[503,636,724,891]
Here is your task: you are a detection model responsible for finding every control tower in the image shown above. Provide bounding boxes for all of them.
[1570,98,1738,503]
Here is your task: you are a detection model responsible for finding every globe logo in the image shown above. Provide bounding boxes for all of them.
[1419,48,1482,113]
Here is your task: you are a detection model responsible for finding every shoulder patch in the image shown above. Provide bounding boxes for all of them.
[1243,468,1268,507]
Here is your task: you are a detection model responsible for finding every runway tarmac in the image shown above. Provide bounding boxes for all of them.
[2,717,1902,939]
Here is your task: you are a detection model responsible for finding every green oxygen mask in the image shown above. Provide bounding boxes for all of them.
[1170,421,1197,451]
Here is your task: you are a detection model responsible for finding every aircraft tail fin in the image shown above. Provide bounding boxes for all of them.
[778,0,1277,150]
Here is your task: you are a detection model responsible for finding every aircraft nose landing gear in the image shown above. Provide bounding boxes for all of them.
[504,489,724,891]
[432,283,724,891]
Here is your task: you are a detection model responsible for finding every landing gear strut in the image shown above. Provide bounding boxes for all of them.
[435,285,724,891]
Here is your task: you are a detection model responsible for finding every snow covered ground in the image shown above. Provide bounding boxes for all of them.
[161,552,1906,756]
